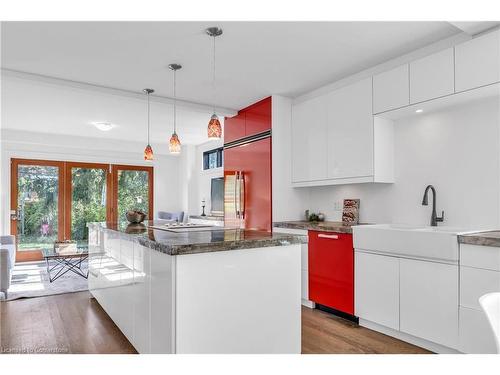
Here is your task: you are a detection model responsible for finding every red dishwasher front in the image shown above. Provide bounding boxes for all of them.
[308,231,354,315]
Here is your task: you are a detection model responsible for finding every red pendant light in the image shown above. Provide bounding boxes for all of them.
[143,88,154,161]
[168,64,182,155]
[169,132,181,154]
[208,114,222,139]
[206,27,223,140]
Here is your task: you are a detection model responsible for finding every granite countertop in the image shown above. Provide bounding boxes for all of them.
[458,231,500,247]
[273,220,364,234]
[88,221,307,256]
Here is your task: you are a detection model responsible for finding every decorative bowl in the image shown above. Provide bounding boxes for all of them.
[126,210,146,224]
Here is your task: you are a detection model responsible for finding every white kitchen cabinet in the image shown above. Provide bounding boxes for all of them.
[459,306,498,354]
[273,226,313,307]
[410,48,455,103]
[460,266,500,310]
[116,238,136,342]
[150,248,175,353]
[373,64,409,113]
[291,95,328,183]
[458,243,500,353]
[455,30,500,92]
[327,78,373,179]
[132,241,151,354]
[399,258,459,349]
[355,251,400,330]
[291,80,394,187]
[461,243,500,271]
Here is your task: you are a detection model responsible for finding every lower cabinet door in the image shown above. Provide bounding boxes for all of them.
[355,251,399,329]
[399,258,459,349]
[459,306,498,353]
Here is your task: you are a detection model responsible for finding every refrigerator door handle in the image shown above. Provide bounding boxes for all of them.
[235,171,240,218]
[239,171,245,219]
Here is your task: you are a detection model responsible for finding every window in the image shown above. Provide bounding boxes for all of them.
[203,148,223,170]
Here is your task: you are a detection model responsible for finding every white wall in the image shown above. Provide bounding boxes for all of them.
[272,95,310,222]
[306,97,500,229]
[178,144,197,219]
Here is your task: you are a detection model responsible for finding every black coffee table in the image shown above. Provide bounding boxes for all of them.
[42,246,89,283]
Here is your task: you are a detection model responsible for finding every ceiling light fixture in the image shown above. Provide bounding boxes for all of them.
[92,121,116,131]
[415,109,424,113]
[206,27,223,140]
[143,88,155,161]
[168,63,182,155]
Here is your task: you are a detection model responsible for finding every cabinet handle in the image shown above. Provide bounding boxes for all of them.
[317,233,339,240]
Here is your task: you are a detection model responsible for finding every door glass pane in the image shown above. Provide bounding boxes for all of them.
[117,170,149,222]
[17,165,59,252]
[71,167,107,248]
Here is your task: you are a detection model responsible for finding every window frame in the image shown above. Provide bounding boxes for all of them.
[203,147,223,170]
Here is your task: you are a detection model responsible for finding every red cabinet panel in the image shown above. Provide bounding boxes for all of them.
[244,97,272,137]
[224,97,272,144]
[308,231,354,315]
[224,113,246,144]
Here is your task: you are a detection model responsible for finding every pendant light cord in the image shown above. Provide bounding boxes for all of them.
[173,69,177,133]
[212,34,216,115]
[147,91,150,145]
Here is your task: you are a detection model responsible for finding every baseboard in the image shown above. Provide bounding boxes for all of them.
[301,299,315,309]
[359,318,461,354]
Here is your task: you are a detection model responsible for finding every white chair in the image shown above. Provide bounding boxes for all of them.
[479,292,500,353]
[0,235,17,299]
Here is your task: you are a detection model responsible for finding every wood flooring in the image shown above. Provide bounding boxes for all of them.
[0,291,136,354]
[1,291,430,354]
[301,306,430,354]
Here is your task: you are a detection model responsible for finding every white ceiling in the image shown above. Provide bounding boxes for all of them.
[1,21,465,110]
[1,75,218,146]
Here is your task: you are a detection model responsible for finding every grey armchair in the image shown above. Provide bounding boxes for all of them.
[1,235,16,299]
[157,211,185,223]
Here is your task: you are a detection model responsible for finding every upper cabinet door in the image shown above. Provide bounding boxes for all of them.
[327,78,373,179]
[291,95,328,183]
[455,30,500,92]
[244,97,272,137]
[224,113,246,144]
[410,48,455,103]
[373,64,410,114]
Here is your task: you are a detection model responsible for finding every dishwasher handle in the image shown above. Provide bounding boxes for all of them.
[317,233,339,240]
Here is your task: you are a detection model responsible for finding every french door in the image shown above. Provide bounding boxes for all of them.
[10,159,153,261]
[11,160,65,261]
[111,165,154,223]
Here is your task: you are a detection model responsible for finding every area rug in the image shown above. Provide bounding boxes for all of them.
[0,260,89,301]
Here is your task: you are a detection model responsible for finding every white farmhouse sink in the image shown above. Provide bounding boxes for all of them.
[353,224,476,263]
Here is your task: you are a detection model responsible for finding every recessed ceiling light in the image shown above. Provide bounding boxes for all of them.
[91,122,116,131]
[415,109,424,113]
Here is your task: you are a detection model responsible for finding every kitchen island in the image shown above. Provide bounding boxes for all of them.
[87,221,306,354]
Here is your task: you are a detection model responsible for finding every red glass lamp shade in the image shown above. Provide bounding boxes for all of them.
[144,144,154,161]
[207,114,222,139]
[169,132,181,154]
